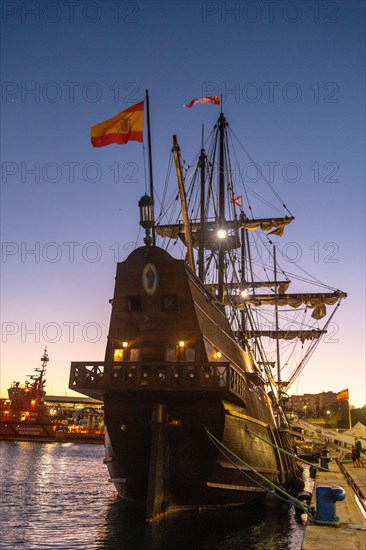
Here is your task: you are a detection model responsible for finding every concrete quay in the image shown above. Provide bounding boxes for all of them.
[302,459,366,549]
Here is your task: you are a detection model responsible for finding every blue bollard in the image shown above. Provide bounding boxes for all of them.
[314,485,346,526]
[320,456,331,470]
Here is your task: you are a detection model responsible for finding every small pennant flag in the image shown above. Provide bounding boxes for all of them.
[232,195,242,208]
[183,96,220,108]
[336,388,349,402]
[91,101,144,147]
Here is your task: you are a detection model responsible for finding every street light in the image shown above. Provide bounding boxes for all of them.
[303,405,307,419]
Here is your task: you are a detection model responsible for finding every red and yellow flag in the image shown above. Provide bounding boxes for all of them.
[183,96,220,108]
[336,388,349,401]
[91,101,144,147]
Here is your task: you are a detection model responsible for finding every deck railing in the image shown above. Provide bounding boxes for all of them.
[69,361,248,401]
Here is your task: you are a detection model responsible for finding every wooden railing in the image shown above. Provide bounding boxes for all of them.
[69,361,248,402]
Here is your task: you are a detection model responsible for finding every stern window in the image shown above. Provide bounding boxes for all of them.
[162,294,178,311]
[166,347,176,361]
[114,349,124,361]
[129,348,140,361]
[185,347,196,361]
[127,295,142,311]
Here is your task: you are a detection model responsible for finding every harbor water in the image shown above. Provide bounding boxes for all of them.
[0,442,306,549]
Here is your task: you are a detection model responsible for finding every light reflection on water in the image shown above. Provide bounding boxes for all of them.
[0,442,305,549]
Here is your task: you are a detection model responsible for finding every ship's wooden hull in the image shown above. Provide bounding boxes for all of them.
[102,389,300,518]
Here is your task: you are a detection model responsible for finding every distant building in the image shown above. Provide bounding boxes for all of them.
[45,395,103,416]
[284,391,341,417]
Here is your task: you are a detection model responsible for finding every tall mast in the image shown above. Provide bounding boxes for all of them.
[172,135,195,272]
[198,147,206,280]
[240,211,246,341]
[145,90,155,246]
[218,112,226,301]
[273,246,281,398]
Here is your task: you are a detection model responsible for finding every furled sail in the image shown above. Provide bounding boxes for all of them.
[156,216,294,240]
[207,281,291,292]
[242,330,326,342]
[230,291,347,319]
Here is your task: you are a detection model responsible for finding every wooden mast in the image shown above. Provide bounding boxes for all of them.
[145,90,155,246]
[172,135,195,272]
[240,212,247,345]
[273,245,281,399]
[198,147,206,281]
[218,112,226,301]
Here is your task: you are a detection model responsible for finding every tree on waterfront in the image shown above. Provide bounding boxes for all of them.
[338,405,366,429]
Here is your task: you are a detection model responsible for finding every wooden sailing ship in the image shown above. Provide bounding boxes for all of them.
[69,108,346,519]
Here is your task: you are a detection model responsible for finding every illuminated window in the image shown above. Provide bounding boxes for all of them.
[204,341,226,362]
[114,349,124,362]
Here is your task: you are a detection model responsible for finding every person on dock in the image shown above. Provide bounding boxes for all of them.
[354,438,364,467]
[351,445,357,466]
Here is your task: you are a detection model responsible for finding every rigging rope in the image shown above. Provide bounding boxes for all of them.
[285,302,341,389]
[228,126,294,217]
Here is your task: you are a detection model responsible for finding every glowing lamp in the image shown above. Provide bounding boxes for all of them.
[139,194,155,245]
[240,289,249,298]
[217,229,227,239]
[178,341,185,348]
[122,342,129,348]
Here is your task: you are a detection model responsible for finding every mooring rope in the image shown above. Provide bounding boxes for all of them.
[205,428,313,516]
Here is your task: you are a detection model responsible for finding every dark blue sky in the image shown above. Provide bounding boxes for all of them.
[1,1,365,405]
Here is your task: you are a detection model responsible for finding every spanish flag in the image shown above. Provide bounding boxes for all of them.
[183,96,220,108]
[91,101,144,147]
[336,388,349,401]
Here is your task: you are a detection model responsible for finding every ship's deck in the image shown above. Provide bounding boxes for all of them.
[69,360,260,403]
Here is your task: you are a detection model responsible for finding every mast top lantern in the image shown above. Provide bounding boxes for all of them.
[138,194,155,246]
